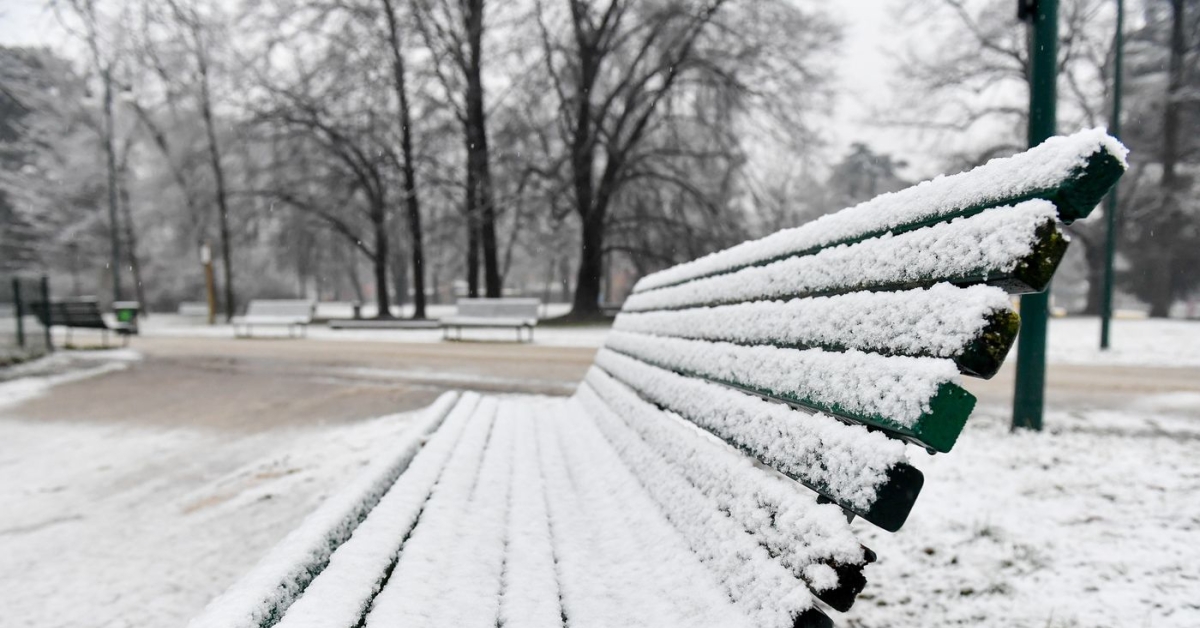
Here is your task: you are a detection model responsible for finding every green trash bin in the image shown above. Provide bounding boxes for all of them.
[113,301,141,335]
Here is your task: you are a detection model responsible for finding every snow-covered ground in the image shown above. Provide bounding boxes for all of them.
[847,402,1200,627]
[0,365,424,628]
[128,312,1200,367]
[1044,317,1200,368]
[1,320,1197,627]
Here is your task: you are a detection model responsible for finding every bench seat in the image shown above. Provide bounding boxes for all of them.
[234,300,315,338]
[192,129,1127,628]
[440,299,541,342]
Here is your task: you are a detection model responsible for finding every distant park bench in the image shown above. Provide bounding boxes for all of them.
[439,297,539,342]
[191,130,1126,628]
[178,301,209,317]
[31,297,134,347]
[232,300,314,338]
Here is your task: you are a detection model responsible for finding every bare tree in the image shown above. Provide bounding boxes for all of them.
[413,0,502,298]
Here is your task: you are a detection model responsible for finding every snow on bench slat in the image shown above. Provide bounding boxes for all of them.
[544,398,762,628]
[593,349,908,513]
[270,393,482,628]
[188,391,461,628]
[433,400,518,627]
[568,392,819,628]
[579,370,866,591]
[634,128,1126,294]
[605,330,962,430]
[624,200,1061,313]
[364,397,499,626]
[578,380,858,607]
[498,408,562,628]
[613,283,1013,366]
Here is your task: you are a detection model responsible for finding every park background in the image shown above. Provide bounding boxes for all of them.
[1,1,1198,628]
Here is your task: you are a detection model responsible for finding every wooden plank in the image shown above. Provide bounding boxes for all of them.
[613,284,1020,379]
[593,351,924,532]
[621,201,1070,314]
[604,333,976,454]
[579,374,872,612]
[633,129,1124,295]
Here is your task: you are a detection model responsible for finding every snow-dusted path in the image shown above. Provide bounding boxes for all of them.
[2,324,1198,627]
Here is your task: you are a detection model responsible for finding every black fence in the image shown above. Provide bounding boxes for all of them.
[0,276,53,365]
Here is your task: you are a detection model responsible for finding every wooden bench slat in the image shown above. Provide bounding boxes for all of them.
[623,200,1067,313]
[605,331,976,454]
[593,350,922,532]
[547,400,790,628]
[579,372,870,612]
[188,392,463,628]
[429,400,518,626]
[269,393,483,628]
[613,283,1018,379]
[633,129,1125,294]
[363,397,499,626]
[498,410,564,627]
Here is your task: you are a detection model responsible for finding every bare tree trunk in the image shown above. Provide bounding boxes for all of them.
[464,0,500,297]
[101,66,124,304]
[194,47,236,321]
[372,208,393,319]
[381,0,428,319]
[1151,0,1186,318]
[117,175,148,312]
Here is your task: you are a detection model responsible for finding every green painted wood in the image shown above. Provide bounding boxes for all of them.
[606,348,977,454]
[635,150,1122,297]
[596,360,930,531]
[631,216,1070,314]
[620,305,1021,380]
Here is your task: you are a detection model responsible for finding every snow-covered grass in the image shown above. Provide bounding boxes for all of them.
[1044,317,1200,368]
[844,403,1200,628]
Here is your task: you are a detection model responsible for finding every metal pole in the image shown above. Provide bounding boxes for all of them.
[12,278,25,348]
[40,276,53,352]
[1100,0,1124,350]
[1013,0,1058,432]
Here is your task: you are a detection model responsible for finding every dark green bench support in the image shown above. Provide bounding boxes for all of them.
[191,130,1126,628]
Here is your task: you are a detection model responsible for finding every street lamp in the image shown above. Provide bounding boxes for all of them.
[1013,0,1058,432]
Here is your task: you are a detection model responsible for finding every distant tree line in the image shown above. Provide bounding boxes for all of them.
[2,0,1196,319]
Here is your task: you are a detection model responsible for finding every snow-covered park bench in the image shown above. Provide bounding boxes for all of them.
[233,300,315,338]
[191,130,1126,628]
[440,297,540,342]
[32,297,133,347]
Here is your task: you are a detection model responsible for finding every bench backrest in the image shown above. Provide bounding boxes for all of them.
[454,298,539,320]
[581,129,1126,618]
[178,301,209,316]
[244,299,314,320]
[30,298,108,329]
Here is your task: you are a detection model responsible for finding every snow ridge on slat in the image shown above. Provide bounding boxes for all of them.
[498,410,562,628]
[364,397,499,626]
[272,393,481,628]
[634,128,1126,294]
[579,374,866,598]
[593,348,908,514]
[189,391,462,628]
[537,399,755,627]
[624,200,1062,313]
[605,330,966,430]
[613,283,1016,376]
[435,401,517,627]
